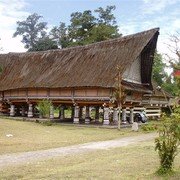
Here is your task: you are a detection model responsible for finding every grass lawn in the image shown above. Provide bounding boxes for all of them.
[0,141,179,179]
[0,118,140,155]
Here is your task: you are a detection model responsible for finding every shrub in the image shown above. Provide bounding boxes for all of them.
[37,99,52,118]
[42,121,53,126]
[141,123,159,132]
[155,106,180,175]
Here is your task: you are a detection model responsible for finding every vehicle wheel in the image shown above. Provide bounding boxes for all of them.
[141,119,146,123]
[141,117,147,123]
[134,116,139,122]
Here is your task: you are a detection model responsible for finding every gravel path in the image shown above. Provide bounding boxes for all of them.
[0,133,156,168]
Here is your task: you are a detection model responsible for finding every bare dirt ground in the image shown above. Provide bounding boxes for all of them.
[0,133,156,168]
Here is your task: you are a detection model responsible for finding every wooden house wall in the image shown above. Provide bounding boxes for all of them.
[142,95,170,105]
[2,88,111,100]
[125,92,143,103]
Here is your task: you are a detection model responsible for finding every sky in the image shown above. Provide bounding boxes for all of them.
[0,0,180,56]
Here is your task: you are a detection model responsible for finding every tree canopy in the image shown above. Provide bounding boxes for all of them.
[13,13,48,50]
[55,5,121,47]
[50,22,69,48]
[13,5,121,51]
[166,32,180,96]
[152,33,180,96]
[28,36,58,52]
[152,52,168,86]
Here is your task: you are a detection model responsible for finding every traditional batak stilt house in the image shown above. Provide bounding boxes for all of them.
[0,28,159,125]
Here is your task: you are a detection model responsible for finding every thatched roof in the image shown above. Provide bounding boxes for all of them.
[0,28,159,92]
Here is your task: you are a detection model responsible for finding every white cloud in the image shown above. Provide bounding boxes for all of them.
[141,0,180,14]
[0,0,29,53]
[119,22,138,36]
[119,2,180,61]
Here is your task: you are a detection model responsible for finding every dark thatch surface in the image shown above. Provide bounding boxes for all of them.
[122,80,152,93]
[0,28,159,91]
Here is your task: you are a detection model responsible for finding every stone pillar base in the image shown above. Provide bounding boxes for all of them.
[114,120,118,125]
[73,117,79,124]
[50,106,54,119]
[121,108,127,124]
[28,104,33,118]
[10,113,15,117]
[73,106,79,124]
[85,117,90,124]
[28,113,33,118]
[10,105,15,117]
[121,121,127,124]
[50,114,54,119]
[132,122,138,131]
[103,107,110,125]
[113,108,118,125]
[103,119,110,125]
[130,108,134,124]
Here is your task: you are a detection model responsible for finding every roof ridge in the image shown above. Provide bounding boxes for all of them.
[0,27,159,56]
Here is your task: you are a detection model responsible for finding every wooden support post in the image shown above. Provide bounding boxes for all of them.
[103,107,110,125]
[16,107,21,116]
[21,106,26,117]
[73,106,79,124]
[60,106,65,120]
[50,105,54,119]
[113,108,118,125]
[79,107,83,119]
[95,106,100,123]
[10,104,15,117]
[121,107,127,124]
[71,106,74,119]
[130,107,134,124]
[85,106,90,124]
[28,104,33,118]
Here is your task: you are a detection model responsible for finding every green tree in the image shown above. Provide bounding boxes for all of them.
[94,5,116,25]
[13,13,47,50]
[88,23,120,43]
[50,5,121,48]
[155,106,180,175]
[29,36,58,52]
[68,10,96,45]
[50,22,70,48]
[167,32,180,96]
[152,52,168,86]
[152,50,179,96]
[37,99,52,118]
[159,32,180,97]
